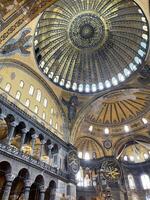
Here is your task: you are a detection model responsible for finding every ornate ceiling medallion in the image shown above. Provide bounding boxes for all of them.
[69,12,107,50]
[34,0,149,94]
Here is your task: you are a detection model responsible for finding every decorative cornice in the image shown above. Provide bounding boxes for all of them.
[0,142,71,183]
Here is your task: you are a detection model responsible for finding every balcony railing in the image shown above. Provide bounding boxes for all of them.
[0,142,69,181]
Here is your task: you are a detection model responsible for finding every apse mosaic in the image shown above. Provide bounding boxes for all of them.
[86,88,150,126]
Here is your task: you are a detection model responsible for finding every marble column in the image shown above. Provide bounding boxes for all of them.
[20,128,28,151]
[48,144,54,165]
[39,140,46,160]
[2,175,13,200]
[31,134,38,156]
[40,187,45,200]
[51,188,56,200]
[7,121,18,145]
[24,180,31,200]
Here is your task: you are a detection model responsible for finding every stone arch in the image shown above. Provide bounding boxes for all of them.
[0,59,67,140]
[11,121,26,149]
[75,136,106,158]
[0,161,12,199]
[45,180,57,200]
[23,128,37,156]
[113,135,150,158]
[6,114,15,123]
[29,175,45,200]
[51,144,59,155]
[9,168,30,200]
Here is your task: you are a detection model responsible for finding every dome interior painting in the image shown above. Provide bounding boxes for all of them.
[34,0,149,94]
[75,136,105,159]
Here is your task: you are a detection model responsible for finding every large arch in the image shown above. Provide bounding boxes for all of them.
[29,175,45,200]
[0,161,12,199]
[45,180,57,200]
[75,136,106,158]
[70,87,150,144]
[113,135,150,159]
[9,168,30,200]
[0,59,67,140]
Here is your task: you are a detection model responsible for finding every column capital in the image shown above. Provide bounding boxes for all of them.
[41,139,46,145]
[22,128,29,134]
[25,179,31,187]
[6,174,14,182]
[10,121,18,127]
[39,185,45,191]
[48,144,54,150]
[31,134,39,139]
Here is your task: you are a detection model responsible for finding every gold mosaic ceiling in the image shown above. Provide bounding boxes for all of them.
[71,88,150,144]
[34,0,149,94]
[75,136,104,159]
[86,88,150,126]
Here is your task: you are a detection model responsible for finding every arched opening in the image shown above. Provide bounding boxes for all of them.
[11,122,26,149]
[29,175,44,200]
[45,180,56,200]
[128,174,136,190]
[51,144,59,167]
[0,117,8,140]
[51,144,58,155]
[39,137,49,164]
[22,128,36,156]
[0,161,11,199]
[9,168,29,200]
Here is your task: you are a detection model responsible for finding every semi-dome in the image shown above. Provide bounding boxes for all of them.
[34,0,149,94]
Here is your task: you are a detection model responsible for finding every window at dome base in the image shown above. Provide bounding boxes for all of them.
[84,152,90,160]
[128,174,136,190]
[34,0,149,94]
[141,174,150,190]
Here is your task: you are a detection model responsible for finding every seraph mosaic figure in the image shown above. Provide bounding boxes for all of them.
[62,96,79,122]
[0,29,32,56]
[138,65,150,85]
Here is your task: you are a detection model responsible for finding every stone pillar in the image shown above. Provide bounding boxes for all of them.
[40,187,45,200]
[20,128,28,151]
[7,121,18,145]
[51,188,56,200]
[56,147,62,169]
[2,175,13,200]
[39,140,46,160]
[31,134,38,156]
[48,144,54,165]
[24,180,31,200]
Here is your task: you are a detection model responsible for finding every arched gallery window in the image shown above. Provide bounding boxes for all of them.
[36,89,42,102]
[128,174,136,190]
[141,174,150,190]
[29,85,34,96]
[5,83,11,92]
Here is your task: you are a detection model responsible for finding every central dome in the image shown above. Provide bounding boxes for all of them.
[69,12,106,49]
[34,0,149,94]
